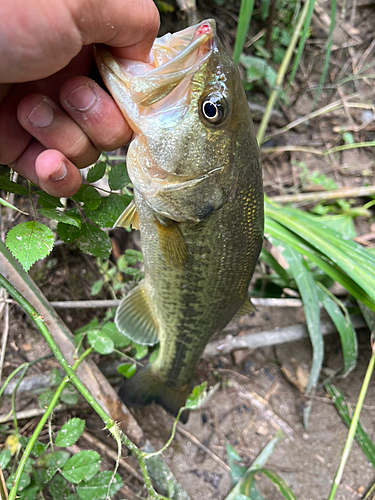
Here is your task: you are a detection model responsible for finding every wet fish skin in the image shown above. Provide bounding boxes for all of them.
[95,20,264,421]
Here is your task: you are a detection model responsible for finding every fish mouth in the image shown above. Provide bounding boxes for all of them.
[95,20,217,111]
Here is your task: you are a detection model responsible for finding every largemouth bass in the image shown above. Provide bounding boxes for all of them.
[95,20,263,422]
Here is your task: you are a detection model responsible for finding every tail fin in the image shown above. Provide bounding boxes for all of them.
[118,366,191,424]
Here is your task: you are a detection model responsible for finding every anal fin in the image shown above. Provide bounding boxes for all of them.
[233,297,256,319]
[155,216,187,269]
[114,200,139,230]
[115,281,159,345]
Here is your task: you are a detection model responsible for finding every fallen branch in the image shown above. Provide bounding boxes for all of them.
[270,185,375,204]
[203,316,366,357]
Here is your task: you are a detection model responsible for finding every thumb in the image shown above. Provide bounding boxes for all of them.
[75,0,160,61]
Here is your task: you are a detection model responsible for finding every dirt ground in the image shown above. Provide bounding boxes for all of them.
[1,0,375,499]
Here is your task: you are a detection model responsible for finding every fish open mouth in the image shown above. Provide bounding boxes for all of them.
[95,20,217,112]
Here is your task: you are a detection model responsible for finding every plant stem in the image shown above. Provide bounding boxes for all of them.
[8,348,93,500]
[257,0,310,144]
[327,340,375,500]
[233,0,255,64]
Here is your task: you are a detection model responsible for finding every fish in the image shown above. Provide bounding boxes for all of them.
[95,19,264,422]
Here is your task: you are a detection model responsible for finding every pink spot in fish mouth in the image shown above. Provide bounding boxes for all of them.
[196,23,212,36]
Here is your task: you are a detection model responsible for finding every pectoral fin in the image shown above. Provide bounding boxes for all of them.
[155,216,188,269]
[114,201,139,230]
[233,297,256,319]
[115,282,159,345]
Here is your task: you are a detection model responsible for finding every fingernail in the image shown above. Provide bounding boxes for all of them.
[66,84,97,111]
[49,161,68,181]
[27,100,54,128]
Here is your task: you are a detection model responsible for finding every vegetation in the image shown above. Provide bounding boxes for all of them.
[1,0,375,499]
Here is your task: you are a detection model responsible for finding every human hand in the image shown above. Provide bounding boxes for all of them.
[0,0,159,197]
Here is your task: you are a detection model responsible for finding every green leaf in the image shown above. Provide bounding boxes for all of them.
[62,451,101,484]
[18,486,39,500]
[226,443,247,485]
[71,185,89,203]
[149,346,160,363]
[57,221,81,243]
[325,383,375,467]
[6,472,30,492]
[88,193,132,228]
[36,450,70,470]
[76,224,112,258]
[117,363,136,378]
[50,368,63,386]
[6,221,54,271]
[185,381,209,409]
[74,318,99,335]
[90,279,104,296]
[82,186,101,210]
[86,162,106,183]
[76,471,123,500]
[317,285,358,375]
[60,383,79,405]
[0,176,28,195]
[101,322,131,348]
[36,190,63,208]
[87,330,114,355]
[38,208,81,228]
[241,469,297,500]
[0,196,28,215]
[132,343,148,360]
[0,448,11,469]
[108,162,130,190]
[19,436,48,457]
[55,418,85,447]
[39,389,55,408]
[49,474,71,500]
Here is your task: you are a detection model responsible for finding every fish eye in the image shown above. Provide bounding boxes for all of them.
[200,95,226,124]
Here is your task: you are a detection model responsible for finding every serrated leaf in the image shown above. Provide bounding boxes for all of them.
[87,330,114,355]
[0,448,11,469]
[60,384,79,405]
[100,322,131,348]
[185,381,208,409]
[117,363,136,378]
[39,389,55,408]
[82,186,101,210]
[108,162,130,190]
[36,190,63,208]
[88,193,132,228]
[0,176,29,195]
[76,223,112,258]
[74,318,99,335]
[71,185,89,203]
[76,471,123,500]
[57,221,81,243]
[55,418,85,447]
[38,208,81,228]
[62,451,101,484]
[36,450,70,470]
[6,472,30,492]
[86,162,106,183]
[49,474,71,499]
[6,221,54,271]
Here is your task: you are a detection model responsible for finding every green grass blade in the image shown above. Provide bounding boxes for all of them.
[224,431,283,500]
[272,240,323,394]
[288,0,316,85]
[233,0,255,64]
[266,204,375,304]
[265,217,375,310]
[240,469,297,500]
[260,247,291,285]
[317,284,358,375]
[314,0,337,105]
[325,383,375,468]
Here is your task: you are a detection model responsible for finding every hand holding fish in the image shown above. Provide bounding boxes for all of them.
[0,0,159,197]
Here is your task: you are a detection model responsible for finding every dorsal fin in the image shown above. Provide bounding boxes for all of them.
[114,201,139,230]
[233,297,256,319]
[155,216,188,269]
[115,282,159,345]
